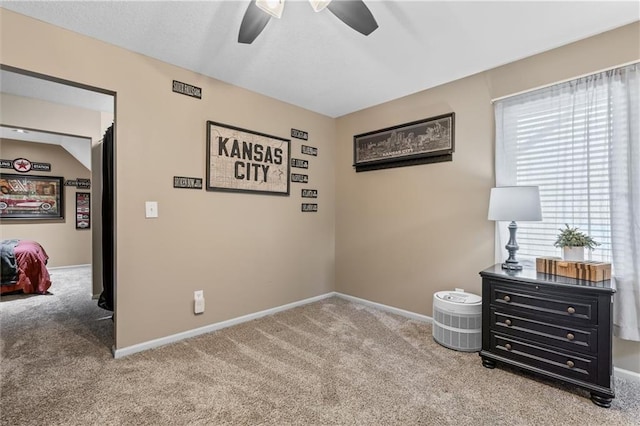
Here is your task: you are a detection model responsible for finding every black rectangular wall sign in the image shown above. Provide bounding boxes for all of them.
[301,145,317,156]
[301,203,318,212]
[172,80,202,99]
[173,176,203,189]
[291,158,309,169]
[65,179,91,189]
[301,189,317,198]
[291,128,309,140]
[291,173,309,183]
[32,162,51,172]
[76,178,91,189]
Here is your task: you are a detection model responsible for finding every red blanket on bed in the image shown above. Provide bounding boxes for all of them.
[0,240,51,294]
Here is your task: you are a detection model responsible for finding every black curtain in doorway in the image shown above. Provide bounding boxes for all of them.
[98,124,114,312]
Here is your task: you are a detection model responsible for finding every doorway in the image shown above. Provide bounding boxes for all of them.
[0,65,117,352]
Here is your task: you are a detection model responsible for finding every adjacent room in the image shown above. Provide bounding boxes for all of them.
[1,1,638,424]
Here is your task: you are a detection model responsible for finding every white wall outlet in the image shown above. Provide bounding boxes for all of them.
[145,201,158,218]
[194,290,205,314]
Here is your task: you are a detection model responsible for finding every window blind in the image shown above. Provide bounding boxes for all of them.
[495,75,627,263]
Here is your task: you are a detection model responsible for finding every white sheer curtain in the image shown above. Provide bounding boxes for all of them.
[609,64,640,341]
[494,63,640,342]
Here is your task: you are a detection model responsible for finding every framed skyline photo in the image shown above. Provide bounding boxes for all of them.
[354,113,455,172]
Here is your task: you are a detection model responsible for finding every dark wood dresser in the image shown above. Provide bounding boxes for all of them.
[479,264,615,407]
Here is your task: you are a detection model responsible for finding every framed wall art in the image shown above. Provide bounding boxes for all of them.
[353,113,455,172]
[0,173,64,219]
[206,121,290,196]
[75,192,91,229]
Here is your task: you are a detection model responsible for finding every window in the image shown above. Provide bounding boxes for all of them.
[495,66,637,263]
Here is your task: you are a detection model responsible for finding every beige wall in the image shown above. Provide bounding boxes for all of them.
[335,22,640,372]
[0,9,336,349]
[0,93,105,143]
[0,139,91,267]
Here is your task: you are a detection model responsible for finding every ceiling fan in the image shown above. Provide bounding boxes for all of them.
[238,0,378,44]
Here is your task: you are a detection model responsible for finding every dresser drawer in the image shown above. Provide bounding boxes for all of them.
[490,282,597,325]
[490,333,597,383]
[491,308,597,355]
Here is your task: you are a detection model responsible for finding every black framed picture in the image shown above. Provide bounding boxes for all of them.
[353,113,455,172]
[206,121,291,196]
[0,173,64,219]
[75,192,90,229]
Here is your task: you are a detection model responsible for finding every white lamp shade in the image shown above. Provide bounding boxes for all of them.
[488,186,542,221]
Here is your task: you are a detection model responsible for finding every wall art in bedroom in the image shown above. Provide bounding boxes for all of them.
[353,113,455,172]
[0,173,64,220]
[75,192,91,229]
[206,121,290,196]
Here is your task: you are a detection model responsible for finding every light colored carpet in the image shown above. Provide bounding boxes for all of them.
[1,266,639,425]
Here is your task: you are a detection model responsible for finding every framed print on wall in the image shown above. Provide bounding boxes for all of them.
[75,192,90,229]
[206,121,291,196]
[0,173,64,219]
[353,113,455,172]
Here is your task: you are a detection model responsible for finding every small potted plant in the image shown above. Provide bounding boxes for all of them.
[554,224,600,261]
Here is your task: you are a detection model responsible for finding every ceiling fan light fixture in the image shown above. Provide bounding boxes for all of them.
[309,0,332,12]
[256,0,285,18]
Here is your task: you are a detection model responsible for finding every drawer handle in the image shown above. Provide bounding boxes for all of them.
[504,319,512,326]
[566,333,575,341]
[567,306,576,314]
[566,360,575,368]
[505,343,512,351]
[503,295,511,302]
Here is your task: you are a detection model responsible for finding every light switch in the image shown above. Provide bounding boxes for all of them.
[145,201,158,218]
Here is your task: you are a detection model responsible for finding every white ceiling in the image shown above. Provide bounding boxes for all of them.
[1,1,639,117]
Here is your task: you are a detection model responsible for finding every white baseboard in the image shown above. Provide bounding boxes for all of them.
[614,367,640,384]
[335,292,433,323]
[113,292,337,358]
[48,264,91,271]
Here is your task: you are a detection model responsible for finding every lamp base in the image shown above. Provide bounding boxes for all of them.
[501,262,523,271]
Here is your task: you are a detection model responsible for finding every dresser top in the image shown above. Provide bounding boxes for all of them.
[480,264,615,293]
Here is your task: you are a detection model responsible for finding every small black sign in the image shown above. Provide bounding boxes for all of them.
[0,159,12,169]
[173,176,203,189]
[301,189,318,198]
[65,178,91,189]
[291,128,308,140]
[291,158,309,169]
[301,145,317,156]
[291,173,309,183]
[32,162,51,172]
[301,203,318,212]
[172,80,202,99]
[77,178,91,189]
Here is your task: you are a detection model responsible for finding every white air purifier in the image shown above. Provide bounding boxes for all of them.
[432,289,482,352]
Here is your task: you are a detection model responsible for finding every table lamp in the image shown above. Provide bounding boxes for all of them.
[488,186,542,270]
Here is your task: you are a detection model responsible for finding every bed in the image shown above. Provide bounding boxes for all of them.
[1,239,51,295]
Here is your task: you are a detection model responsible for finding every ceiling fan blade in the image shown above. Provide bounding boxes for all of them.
[327,0,378,36]
[238,1,271,44]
